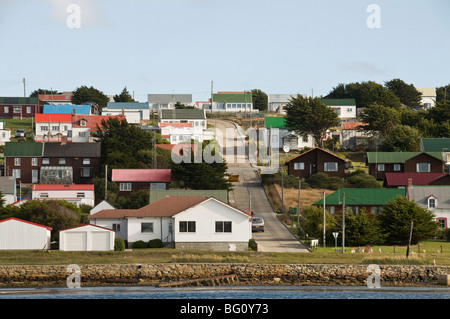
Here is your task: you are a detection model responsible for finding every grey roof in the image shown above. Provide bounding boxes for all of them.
[148,94,192,104]
[43,142,101,157]
[160,109,206,120]
[268,94,297,103]
[407,186,450,209]
[0,176,15,194]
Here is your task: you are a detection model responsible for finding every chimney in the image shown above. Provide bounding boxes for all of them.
[407,178,413,187]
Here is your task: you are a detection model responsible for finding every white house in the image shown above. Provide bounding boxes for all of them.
[102,102,150,124]
[417,88,437,109]
[159,123,214,144]
[263,116,315,151]
[0,217,52,250]
[88,196,252,251]
[148,94,193,112]
[34,113,72,142]
[160,109,207,129]
[319,98,357,121]
[0,120,10,145]
[267,94,309,113]
[32,184,95,207]
[407,185,450,228]
[0,176,16,205]
[340,122,371,150]
[59,224,115,251]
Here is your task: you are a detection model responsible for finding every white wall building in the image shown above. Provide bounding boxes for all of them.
[159,109,207,129]
[319,98,357,120]
[88,196,252,251]
[407,185,450,228]
[34,114,72,142]
[417,88,437,109]
[0,217,52,250]
[32,184,95,207]
[102,102,150,124]
[148,94,193,112]
[160,123,214,144]
[59,224,115,251]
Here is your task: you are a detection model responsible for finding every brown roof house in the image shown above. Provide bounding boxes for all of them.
[285,147,348,179]
[88,196,252,251]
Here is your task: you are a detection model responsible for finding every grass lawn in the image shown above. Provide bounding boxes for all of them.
[3,118,33,142]
[0,241,448,266]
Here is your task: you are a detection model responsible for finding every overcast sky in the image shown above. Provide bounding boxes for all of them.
[0,0,449,102]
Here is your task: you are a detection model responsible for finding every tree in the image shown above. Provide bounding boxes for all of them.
[359,102,400,137]
[384,78,422,107]
[379,196,439,245]
[381,125,421,152]
[30,89,59,97]
[436,84,450,103]
[301,205,338,245]
[284,95,339,148]
[113,87,135,102]
[326,81,401,109]
[72,85,110,109]
[251,89,268,111]
[336,208,385,246]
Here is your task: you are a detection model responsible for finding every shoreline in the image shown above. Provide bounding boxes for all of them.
[1,263,449,289]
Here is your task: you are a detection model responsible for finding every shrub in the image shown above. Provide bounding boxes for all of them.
[306,173,344,190]
[248,238,258,251]
[114,237,126,251]
[148,238,163,248]
[132,240,147,249]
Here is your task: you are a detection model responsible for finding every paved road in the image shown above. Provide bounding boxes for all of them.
[210,119,310,253]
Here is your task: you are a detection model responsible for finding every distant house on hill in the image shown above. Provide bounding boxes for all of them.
[407,185,450,228]
[263,116,314,151]
[111,169,171,196]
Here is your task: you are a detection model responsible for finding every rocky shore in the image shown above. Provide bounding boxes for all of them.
[0,263,449,288]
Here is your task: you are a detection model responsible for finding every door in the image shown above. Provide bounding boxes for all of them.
[310,163,317,175]
[32,170,38,184]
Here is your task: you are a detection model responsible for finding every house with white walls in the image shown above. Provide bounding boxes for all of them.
[88,196,252,251]
[148,94,193,112]
[0,217,52,250]
[32,184,95,207]
[34,113,72,142]
[59,224,115,251]
[417,88,437,109]
[102,102,150,124]
[319,98,357,121]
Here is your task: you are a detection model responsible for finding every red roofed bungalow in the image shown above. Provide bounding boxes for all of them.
[32,184,95,207]
[383,173,450,188]
[111,169,171,196]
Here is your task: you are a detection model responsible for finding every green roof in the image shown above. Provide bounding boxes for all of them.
[264,116,287,129]
[0,97,38,105]
[420,138,450,152]
[149,189,228,203]
[313,188,405,206]
[319,98,356,106]
[366,152,444,163]
[4,142,44,157]
[212,92,252,103]
[160,109,206,119]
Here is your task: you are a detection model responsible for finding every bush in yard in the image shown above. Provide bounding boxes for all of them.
[248,238,258,251]
[148,239,163,248]
[132,240,147,249]
[114,237,126,251]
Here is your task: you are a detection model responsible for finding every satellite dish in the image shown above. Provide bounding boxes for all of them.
[283,144,290,153]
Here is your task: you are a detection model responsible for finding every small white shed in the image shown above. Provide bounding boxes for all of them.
[59,224,115,251]
[0,217,52,250]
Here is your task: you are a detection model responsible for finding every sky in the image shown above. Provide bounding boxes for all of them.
[0,0,449,103]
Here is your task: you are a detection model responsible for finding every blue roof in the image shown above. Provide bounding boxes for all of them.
[106,102,149,110]
[43,104,91,114]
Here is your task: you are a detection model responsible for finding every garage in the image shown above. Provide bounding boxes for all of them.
[59,225,115,251]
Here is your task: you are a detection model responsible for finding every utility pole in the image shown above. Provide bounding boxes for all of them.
[105,165,108,200]
[210,80,213,114]
[341,191,345,253]
[297,178,301,232]
[406,221,414,258]
[281,165,284,210]
[23,78,26,97]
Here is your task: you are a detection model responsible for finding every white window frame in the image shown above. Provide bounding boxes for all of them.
[416,163,431,172]
[119,182,132,191]
[324,162,338,172]
[294,162,305,170]
[14,158,21,166]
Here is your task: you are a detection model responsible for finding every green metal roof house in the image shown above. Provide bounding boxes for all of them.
[313,188,405,215]
[420,138,450,152]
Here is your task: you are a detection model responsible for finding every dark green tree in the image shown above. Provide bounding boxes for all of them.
[384,78,422,107]
[251,89,268,111]
[337,208,385,246]
[113,87,135,102]
[359,102,400,137]
[381,125,421,152]
[30,89,59,97]
[72,85,110,109]
[326,81,401,109]
[284,95,339,148]
[436,84,450,103]
[380,196,439,245]
[301,205,338,245]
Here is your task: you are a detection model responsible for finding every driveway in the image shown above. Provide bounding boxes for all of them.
[209,119,310,253]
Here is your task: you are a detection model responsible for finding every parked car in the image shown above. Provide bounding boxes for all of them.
[251,217,264,232]
[15,129,26,138]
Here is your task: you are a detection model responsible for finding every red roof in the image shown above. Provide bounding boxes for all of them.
[0,217,53,230]
[111,169,171,182]
[159,122,193,128]
[342,122,367,130]
[38,94,72,101]
[35,113,72,123]
[32,184,94,191]
[384,173,447,186]
[72,114,126,130]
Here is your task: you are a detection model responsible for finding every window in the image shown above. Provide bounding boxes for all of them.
[377,164,385,171]
[26,107,31,113]
[437,218,447,229]
[215,221,232,233]
[79,132,87,137]
[40,193,48,198]
[119,182,131,191]
[428,196,437,208]
[81,167,92,177]
[76,192,85,198]
[32,158,38,166]
[42,158,50,165]
[324,162,338,171]
[393,164,401,171]
[112,223,121,232]
[4,106,8,113]
[141,223,154,233]
[416,163,431,172]
[13,107,21,113]
[63,125,68,131]
[294,162,305,170]
[51,126,59,131]
[150,183,166,190]
[40,126,49,131]
[12,169,20,178]
[58,158,66,165]
[80,120,87,126]
[83,158,90,164]
[14,158,21,166]
[179,221,196,233]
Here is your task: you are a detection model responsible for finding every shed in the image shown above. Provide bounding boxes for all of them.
[59,224,115,251]
[0,217,52,250]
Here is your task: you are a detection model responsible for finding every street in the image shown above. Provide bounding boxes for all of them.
[210,119,310,253]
